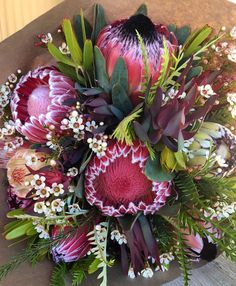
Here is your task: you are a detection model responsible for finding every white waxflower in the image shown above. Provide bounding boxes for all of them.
[68,185,76,193]
[87,134,108,157]
[34,202,47,214]
[41,33,53,44]
[141,267,154,278]
[59,42,70,54]
[0,84,11,96]
[36,186,51,198]
[128,268,136,279]
[46,140,59,149]
[4,142,15,152]
[215,155,229,168]
[51,199,65,212]
[25,154,38,166]
[39,230,50,239]
[69,115,85,133]
[198,84,216,98]
[85,120,98,132]
[51,183,64,196]
[111,230,120,241]
[74,130,85,141]
[67,167,78,177]
[230,26,236,39]
[31,174,46,190]
[68,203,80,214]
[14,137,24,148]
[60,118,70,130]
[227,47,236,63]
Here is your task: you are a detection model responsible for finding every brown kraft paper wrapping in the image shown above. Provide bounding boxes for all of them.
[0,0,235,285]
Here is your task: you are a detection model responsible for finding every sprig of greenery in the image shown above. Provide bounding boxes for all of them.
[50,263,67,286]
[112,104,143,145]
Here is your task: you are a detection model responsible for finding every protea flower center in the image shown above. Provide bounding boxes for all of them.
[85,141,172,217]
[97,14,176,104]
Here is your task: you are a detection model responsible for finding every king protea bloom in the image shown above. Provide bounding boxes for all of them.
[85,140,172,217]
[51,225,91,263]
[97,14,177,104]
[11,66,77,143]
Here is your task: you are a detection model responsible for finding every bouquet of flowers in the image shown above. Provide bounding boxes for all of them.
[0,3,236,286]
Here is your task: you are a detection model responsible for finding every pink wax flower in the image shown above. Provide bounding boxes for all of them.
[51,225,91,263]
[11,66,77,143]
[96,14,177,104]
[85,140,172,217]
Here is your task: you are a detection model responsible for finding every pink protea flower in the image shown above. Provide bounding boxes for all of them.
[96,14,177,104]
[85,140,172,217]
[11,66,77,143]
[183,220,220,261]
[51,225,91,263]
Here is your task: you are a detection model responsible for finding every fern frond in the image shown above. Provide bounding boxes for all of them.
[112,105,143,145]
[71,269,85,286]
[207,107,234,126]
[50,263,67,286]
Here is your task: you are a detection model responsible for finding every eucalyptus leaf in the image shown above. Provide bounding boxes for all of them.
[94,46,110,93]
[175,26,191,45]
[57,62,84,84]
[145,154,175,182]
[135,4,148,16]
[186,66,203,81]
[117,213,141,231]
[111,57,128,92]
[79,150,93,174]
[157,203,181,216]
[75,174,84,199]
[112,83,133,115]
[92,4,107,43]
[168,24,177,33]
[47,42,75,67]
[62,18,83,65]
[7,209,24,218]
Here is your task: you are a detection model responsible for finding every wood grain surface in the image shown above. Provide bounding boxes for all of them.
[0,0,236,285]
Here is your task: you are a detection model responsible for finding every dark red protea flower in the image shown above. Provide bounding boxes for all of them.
[50,225,91,263]
[11,66,77,143]
[85,140,172,217]
[96,14,177,104]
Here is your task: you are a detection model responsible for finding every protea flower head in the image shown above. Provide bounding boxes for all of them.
[7,148,48,198]
[182,220,220,261]
[51,225,91,263]
[96,14,177,104]
[85,140,172,217]
[7,186,33,210]
[11,66,77,143]
[185,122,236,176]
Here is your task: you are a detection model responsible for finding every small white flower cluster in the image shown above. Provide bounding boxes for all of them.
[128,267,154,279]
[198,84,216,99]
[0,85,11,112]
[155,252,175,272]
[41,33,53,44]
[0,120,15,139]
[59,42,70,55]
[87,224,107,255]
[227,92,236,118]
[61,110,85,140]
[87,134,108,157]
[110,229,127,245]
[228,47,236,63]
[163,88,186,103]
[67,167,78,177]
[206,200,236,220]
[34,199,65,215]
[3,137,24,152]
[33,221,49,239]
[25,154,39,167]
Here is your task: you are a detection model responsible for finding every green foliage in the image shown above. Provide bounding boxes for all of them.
[173,172,200,205]
[207,107,234,126]
[71,269,84,286]
[183,25,212,58]
[112,104,143,145]
[47,42,75,67]
[62,19,83,65]
[75,10,92,49]
[92,4,107,43]
[94,47,110,93]
[174,213,192,286]
[83,40,94,74]
[71,256,95,286]
[145,154,176,182]
[87,222,114,286]
[135,4,148,16]
[50,263,67,286]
